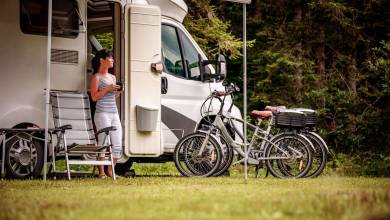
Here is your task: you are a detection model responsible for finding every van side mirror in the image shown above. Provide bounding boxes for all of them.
[198,54,227,82]
[198,54,211,82]
[216,54,227,81]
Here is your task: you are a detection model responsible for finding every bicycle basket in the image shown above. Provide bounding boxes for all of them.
[290,108,318,127]
[273,110,306,128]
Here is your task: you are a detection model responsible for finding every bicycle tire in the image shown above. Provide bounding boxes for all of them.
[173,132,222,177]
[302,131,327,178]
[265,132,313,178]
[212,136,234,176]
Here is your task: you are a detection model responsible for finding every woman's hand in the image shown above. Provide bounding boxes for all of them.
[114,84,123,96]
[107,84,120,92]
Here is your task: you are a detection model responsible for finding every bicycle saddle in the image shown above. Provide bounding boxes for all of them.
[265,105,287,113]
[251,110,273,118]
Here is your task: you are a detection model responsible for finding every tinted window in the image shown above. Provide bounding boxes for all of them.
[180,31,202,81]
[161,25,185,78]
[20,0,79,38]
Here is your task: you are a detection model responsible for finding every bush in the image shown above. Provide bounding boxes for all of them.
[330,152,390,177]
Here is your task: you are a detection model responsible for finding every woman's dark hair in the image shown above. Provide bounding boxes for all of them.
[92,49,113,74]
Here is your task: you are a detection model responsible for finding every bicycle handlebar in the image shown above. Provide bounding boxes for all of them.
[211,82,240,97]
[201,82,239,121]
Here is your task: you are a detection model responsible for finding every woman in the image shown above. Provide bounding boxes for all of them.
[90,49,122,178]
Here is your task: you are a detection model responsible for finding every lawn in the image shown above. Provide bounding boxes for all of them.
[0,164,389,220]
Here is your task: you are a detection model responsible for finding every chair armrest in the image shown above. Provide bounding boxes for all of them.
[50,124,72,133]
[96,126,117,135]
[60,124,72,130]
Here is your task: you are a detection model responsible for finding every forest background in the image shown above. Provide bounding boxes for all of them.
[182,0,389,176]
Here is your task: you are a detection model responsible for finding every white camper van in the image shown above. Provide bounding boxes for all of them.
[0,0,242,178]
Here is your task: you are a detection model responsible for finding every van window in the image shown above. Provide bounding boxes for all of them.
[20,0,79,38]
[179,31,201,81]
[162,25,185,78]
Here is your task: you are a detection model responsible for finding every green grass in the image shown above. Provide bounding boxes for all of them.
[0,164,389,220]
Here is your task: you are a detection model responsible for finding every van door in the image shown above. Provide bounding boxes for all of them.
[161,23,211,151]
[123,4,162,156]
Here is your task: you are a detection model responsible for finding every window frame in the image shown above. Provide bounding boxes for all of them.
[177,28,203,81]
[162,23,211,81]
[161,23,188,79]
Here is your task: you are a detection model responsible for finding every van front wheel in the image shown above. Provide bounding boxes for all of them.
[5,136,44,179]
[115,159,133,175]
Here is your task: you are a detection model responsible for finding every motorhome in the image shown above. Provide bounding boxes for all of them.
[0,0,242,178]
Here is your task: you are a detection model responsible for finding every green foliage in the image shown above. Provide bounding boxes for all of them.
[331,153,390,177]
[184,0,253,59]
[95,32,113,50]
[367,40,390,97]
[250,49,317,108]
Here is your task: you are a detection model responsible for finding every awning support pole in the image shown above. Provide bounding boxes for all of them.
[243,3,248,181]
[43,0,53,181]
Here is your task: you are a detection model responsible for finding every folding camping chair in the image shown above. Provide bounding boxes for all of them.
[50,91,116,180]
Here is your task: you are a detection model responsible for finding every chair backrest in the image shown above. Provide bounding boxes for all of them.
[50,91,96,146]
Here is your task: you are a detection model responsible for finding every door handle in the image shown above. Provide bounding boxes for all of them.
[151,62,163,74]
[161,77,168,94]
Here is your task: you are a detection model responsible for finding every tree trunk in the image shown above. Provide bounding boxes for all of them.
[315,27,326,84]
[315,0,326,86]
[254,0,262,19]
[294,3,303,102]
[347,42,358,97]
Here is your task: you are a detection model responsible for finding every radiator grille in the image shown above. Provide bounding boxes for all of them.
[51,49,78,64]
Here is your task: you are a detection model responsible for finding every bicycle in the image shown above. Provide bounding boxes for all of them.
[173,82,314,178]
[266,106,329,178]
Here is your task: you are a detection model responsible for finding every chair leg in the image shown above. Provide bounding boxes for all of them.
[65,152,71,180]
[50,143,57,180]
[92,165,96,177]
[52,159,57,180]
[109,147,116,180]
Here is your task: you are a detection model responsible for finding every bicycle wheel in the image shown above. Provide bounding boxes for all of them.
[265,132,312,178]
[302,132,328,178]
[212,136,234,177]
[173,132,222,177]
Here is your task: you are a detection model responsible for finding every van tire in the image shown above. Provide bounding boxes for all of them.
[5,136,44,179]
[115,159,133,175]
